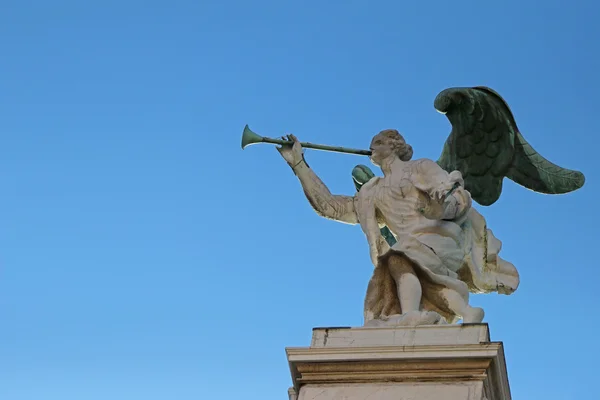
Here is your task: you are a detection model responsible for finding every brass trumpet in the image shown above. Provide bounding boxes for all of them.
[241,125,460,198]
[241,125,372,156]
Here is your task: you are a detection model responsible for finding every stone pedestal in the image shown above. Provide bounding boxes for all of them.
[286,323,510,400]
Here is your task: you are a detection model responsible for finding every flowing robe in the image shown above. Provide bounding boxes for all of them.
[355,158,519,324]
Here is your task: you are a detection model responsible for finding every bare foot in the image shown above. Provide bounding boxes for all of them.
[462,306,484,323]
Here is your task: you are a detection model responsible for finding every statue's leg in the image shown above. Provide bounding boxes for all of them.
[364,264,402,322]
[437,288,484,323]
[387,254,422,313]
[387,253,484,324]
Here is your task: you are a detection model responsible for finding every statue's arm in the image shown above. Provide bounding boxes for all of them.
[441,182,472,220]
[414,159,472,220]
[292,161,358,225]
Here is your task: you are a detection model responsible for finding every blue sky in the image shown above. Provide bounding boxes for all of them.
[1,1,598,399]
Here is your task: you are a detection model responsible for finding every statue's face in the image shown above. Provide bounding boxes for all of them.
[369,133,394,166]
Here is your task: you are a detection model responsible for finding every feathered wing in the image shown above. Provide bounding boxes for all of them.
[434,86,515,205]
[507,131,585,195]
[434,86,585,206]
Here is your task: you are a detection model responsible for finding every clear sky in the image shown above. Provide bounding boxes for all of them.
[1,1,598,399]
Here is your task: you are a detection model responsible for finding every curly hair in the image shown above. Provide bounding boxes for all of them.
[379,129,413,161]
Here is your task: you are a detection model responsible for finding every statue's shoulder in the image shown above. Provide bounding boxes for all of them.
[364,176,380,189]
[407,158,440,173]
[357,175,380,197]
[410,157,436,166]
[401,158,433,172]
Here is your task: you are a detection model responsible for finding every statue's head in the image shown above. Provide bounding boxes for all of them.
[369,129,413,166]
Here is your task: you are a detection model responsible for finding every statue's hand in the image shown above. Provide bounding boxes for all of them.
[276,134,304,167]
[424,189,447,220]
[448,171,464,186]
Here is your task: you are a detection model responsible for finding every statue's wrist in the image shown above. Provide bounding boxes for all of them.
[290,156,309,174]
[292,158,304,169]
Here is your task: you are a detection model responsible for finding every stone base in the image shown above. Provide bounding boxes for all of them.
[286,323,510,400]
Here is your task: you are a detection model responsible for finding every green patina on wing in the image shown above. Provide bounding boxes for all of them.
[434,86,585,206]
[351,164,397,247]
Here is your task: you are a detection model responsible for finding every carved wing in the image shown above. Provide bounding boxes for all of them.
[434,86,585,206]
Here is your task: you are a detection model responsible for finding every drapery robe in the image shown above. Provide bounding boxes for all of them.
[355,159,519,324]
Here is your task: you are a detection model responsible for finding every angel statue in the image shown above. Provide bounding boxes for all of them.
[264,86,584,326]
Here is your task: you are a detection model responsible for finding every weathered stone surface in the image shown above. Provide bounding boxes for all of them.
[299,383,484,400]
[286,324,509,400]
[276,130,519,327]
[310,323,490,348]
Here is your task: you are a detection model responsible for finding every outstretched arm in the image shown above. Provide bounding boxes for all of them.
[293,162,358,224]
[278,135,358,225]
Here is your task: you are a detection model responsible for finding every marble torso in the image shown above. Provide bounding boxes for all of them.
[360,160,463,243]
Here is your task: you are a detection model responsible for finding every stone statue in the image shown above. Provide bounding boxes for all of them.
[247,86,585,327]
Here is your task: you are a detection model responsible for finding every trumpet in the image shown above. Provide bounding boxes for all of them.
[241,125,372,156]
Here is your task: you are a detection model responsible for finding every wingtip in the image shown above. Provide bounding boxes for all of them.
[574,171,586,189]
[564,170,586,191]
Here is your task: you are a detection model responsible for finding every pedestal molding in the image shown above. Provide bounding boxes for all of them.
[286,325,511,400]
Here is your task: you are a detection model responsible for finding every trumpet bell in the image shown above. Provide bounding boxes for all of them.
[241,125,264,149]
